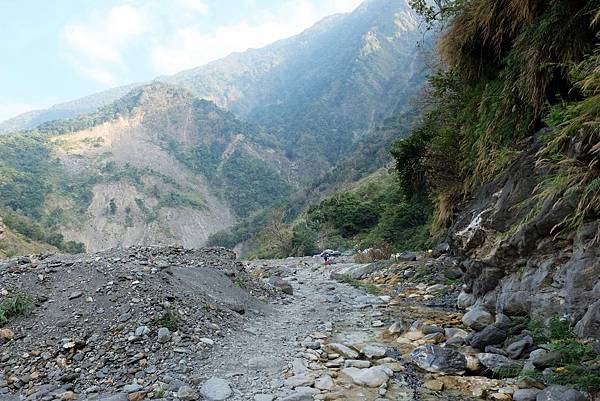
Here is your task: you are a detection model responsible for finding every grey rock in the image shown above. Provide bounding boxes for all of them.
[271,279,293,295]
[411,345,467,375]
[399,251,417,261]
[421,325,444,335]
[476,353,522,375]
[341,366,392,387]
[457,291,476,309]
[462,308,493,331]
[200,378,232,401]
[506,335,534,359]
[535,385,588,401]
[177,386,199,401]
[469,324,507,349]
[328,343,359,359]
[134,326,150,337]
[157,327,171,344]
[122,384,142,393]
[513,388,541,401]
[361,344,386,359]
[531,350,561,369]
[484,346,508,356]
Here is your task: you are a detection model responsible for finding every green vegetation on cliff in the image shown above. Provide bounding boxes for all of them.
[398,0,600,236]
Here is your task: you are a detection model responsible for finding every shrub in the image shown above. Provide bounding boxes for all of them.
[0,291,34,325]
[152,311,180,331]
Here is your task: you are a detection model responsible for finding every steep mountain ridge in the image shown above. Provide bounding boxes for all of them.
[1,0,424,176]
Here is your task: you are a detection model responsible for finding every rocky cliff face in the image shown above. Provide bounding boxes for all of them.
[449,131,600,338]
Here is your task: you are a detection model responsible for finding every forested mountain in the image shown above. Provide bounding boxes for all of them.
[1,0,424,175]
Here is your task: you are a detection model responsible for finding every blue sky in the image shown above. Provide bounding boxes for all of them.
[0,0,362,121]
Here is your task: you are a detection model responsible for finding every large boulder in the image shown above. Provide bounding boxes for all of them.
[411,345,467,375]
[341,366,392,387]
[469,324,507,349]
[476,353,522,375]
[535,385,588,401]
[462,308,494,331]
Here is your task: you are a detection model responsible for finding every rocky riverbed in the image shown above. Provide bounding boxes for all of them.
[1,249,598,401]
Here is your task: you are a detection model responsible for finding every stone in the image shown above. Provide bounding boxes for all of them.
[423,379,444,391]
[396,251,417,261]
[361,344,386,359]
[157,327,171,344]
[411,345,467,375]
[457,291,476,309]
[314,375,334,391]
[128,392,146,401]
[506,335,533,359]
[388,320,409,334]
[123,384,142,393]
[177,386,199,401]
[422,332,445,344]
[341,366,392,388]
[476,353,522,375]
[272,279,293,295]
[344,360,371,368]
[444,328,468,339]
[531,350,561,369]
[535,385,588,401]
[200,378,232,401]
[517,377,545,390]
[469,325,507,349]
[284,375,313,389]
[134,326,150,337]
[426,284,445,293]
[199,337,214,346]
[421,325,444,335]
[462,308,494,331]
[513,388,541,401]
[0,329,14,341]
[68,291,83,300]
[328,343,359,359]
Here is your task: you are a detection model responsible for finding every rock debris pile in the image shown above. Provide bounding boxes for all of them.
[0,247,278,399]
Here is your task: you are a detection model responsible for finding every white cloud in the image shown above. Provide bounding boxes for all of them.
[176,0,209,14]
[61,4,148,83]
[61,0,365,83]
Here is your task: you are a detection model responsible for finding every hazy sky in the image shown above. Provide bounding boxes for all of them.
[0,0,363,121]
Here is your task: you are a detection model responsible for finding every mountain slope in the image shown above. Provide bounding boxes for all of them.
[1,0,424,177]
[0,83,292,252]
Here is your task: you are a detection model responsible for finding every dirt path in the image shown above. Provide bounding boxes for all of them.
[192,259,468,401]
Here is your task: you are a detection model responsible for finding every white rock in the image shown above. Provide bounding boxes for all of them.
[200,378,232,401]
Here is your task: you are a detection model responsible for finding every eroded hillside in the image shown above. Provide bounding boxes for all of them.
[0,83,294,252]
